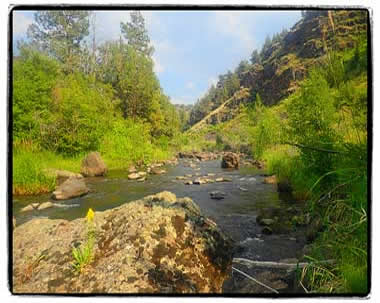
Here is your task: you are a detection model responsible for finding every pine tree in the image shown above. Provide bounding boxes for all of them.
[120,11,154,57]
[27,11,90,72]
[250,50,261,65]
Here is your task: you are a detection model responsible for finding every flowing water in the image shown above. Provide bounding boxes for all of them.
[13,159,307,293]
[13,160,289,225]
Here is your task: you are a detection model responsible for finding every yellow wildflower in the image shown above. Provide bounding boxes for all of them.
[86,208,95,223]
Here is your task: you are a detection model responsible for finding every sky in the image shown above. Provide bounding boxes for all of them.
[13,9,301,105]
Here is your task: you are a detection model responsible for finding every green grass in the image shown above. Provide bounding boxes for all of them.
[13,135,177,195]
[13,149,56,195]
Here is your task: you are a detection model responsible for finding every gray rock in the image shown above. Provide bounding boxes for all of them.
[151,168,166,175]
[260,218,275,226]
[80,152,107,177]
[128,173,140,180]
[52,177,89,200]
[13,191,234,293]
[193,178,206,185]
[20,204,35,212]
[262,226,273,235]
[37,201,54,210]
[138,171,147,177]
[221,152,239,169]
[128,166,137,174]
[210,191,226,200]
[216,177,232,182]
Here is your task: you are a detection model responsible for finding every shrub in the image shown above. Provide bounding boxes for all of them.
[40,73,115,156]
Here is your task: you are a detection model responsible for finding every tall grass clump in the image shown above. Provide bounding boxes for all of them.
[289,47,368,293]
[247,39,368,293]
[100,118,174,169]
[13,142,56,195]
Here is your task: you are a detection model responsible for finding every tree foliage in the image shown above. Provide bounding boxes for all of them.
[27,11,90,72]
[120,11,154,57]
[15,10,180,156]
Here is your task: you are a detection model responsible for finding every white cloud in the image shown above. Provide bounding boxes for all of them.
[13,12,33,37]
[210,11,257,55]
[186,81,195,89]
[95,11,130,43]
[152,55,164,74]
[208,77,218,87]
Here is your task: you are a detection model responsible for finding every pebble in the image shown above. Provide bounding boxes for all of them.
[210,191,226,200]
[37,201,54,210]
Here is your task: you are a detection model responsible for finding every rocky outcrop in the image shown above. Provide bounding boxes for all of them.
[52,177,89,200]
[13,192,234,294]
[221,153,239,169]
[188,11,367,130]
[210,191,226,200]
[128,172,147,180]
[263,175,277,184]
[178,151,219,161]
[80,152,107,177]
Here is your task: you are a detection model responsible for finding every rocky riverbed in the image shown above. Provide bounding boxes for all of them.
[13,153,313,294]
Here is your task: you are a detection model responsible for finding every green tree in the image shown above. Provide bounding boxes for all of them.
[116,46,159,120]
[236,60,250,77]
[287,69,339,176]
[41,73,115,155]
[13,48,60,141]
[27,11,90,72]
[120,11,154,57]
[250,49,261,65]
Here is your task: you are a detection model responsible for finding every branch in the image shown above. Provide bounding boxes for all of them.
[233,258,335,270]
[281,142,346,155]
[232,266,279,294]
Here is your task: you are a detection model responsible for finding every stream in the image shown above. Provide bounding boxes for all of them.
[13,158,307,293]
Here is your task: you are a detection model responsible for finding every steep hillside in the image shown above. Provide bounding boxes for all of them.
[189,88,250,132]
[188,10,368,130]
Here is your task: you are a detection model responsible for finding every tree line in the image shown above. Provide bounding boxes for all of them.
[14,10,180,156]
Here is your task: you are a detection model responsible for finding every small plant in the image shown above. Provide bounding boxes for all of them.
[71,208,96,274]
[20,253,45,283]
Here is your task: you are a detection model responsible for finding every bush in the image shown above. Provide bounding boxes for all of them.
[100,119,157,166]
[40,73,115,155]
[13,49,60,141]
[13,147,56,195]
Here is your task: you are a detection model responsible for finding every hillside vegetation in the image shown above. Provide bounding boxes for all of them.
[13,11,181,194]
[179,10,369,294]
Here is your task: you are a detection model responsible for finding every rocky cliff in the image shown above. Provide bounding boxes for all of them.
[241,10,367,106]
[189,87,250,132]
[188,10,368,129]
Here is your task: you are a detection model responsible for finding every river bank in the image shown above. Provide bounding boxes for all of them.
[13,153,316,294]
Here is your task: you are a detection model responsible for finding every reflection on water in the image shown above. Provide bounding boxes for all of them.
[13,160,293,226]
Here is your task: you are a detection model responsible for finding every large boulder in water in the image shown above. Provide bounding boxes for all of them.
[12,191,234,293]
[52,177,89,200]
[221,152,240,169]
[80,152,107,177]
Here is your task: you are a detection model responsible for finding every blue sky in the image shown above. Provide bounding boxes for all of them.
[13,10,301,105]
